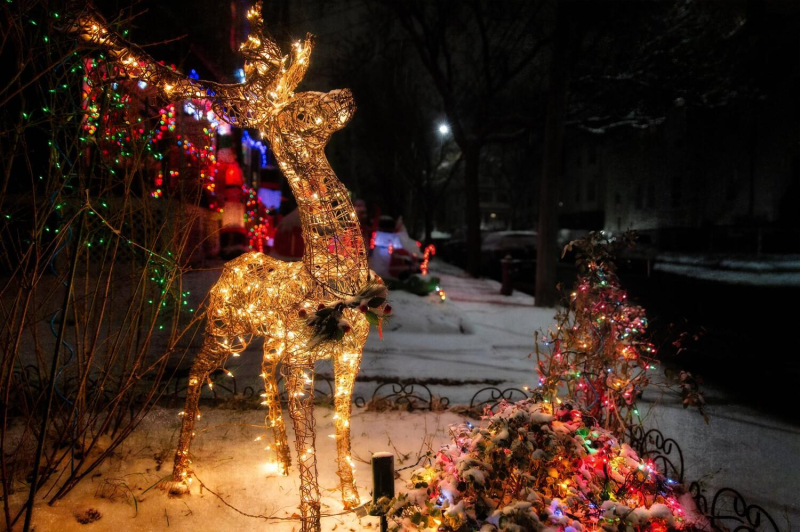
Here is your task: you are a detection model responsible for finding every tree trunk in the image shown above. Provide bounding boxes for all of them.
[424,209,433,244]
[464,143,482,277]
[424,175,433,243]
[535,2,569,308]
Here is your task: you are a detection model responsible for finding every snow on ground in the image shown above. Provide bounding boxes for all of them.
[640,386,800,529]
[372,260,800,527]
[19,257,800,530]
[179,258,798,527]
[22,407,464,532]
[358,260,557,405]
[195,258,800,528]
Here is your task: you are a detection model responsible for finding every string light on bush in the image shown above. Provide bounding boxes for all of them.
[534,232,705,437]
[379,400,687,531]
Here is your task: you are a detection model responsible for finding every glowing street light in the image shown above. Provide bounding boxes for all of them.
[438,123,450,135]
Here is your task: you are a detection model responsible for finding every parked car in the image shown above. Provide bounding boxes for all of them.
[369,216,422,280]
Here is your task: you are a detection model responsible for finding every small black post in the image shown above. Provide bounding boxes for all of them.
[372,452,394,532]
[500,254,514,296]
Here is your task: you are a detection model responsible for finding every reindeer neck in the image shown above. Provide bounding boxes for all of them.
[270,137,369,297]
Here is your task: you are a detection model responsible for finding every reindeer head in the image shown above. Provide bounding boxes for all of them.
[270,89,355,152]
[237,3,355,149]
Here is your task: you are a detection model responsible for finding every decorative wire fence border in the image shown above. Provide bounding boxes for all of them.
[156,375,784,532]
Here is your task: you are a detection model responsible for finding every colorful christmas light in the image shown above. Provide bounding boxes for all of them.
[242,130,270,168]
[420,244,436,276]
[535,232,704,437]
[381,400,686,531]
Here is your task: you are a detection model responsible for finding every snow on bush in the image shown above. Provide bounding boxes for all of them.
[536,231,706,439]
[380,400,685,532]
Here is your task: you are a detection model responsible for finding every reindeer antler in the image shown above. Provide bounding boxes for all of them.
[240,2,315,106]
[239,2,282,89]
[70,2,315,130]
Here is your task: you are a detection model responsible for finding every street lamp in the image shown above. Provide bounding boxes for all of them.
[438,123,450,136]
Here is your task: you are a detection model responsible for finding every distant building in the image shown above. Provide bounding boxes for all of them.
[560,91,799,253]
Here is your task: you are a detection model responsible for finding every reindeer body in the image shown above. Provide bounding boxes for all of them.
[175,252,371,518]
[73,4,379,530]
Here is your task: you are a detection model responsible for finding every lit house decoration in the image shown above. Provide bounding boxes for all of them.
[72,4,389,531]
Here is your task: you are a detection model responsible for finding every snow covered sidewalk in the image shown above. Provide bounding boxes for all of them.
[357,260,557,406]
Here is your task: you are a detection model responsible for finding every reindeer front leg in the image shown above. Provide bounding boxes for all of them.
[332,347,362,509]
[284,358,321,532]
[262,340,290,474]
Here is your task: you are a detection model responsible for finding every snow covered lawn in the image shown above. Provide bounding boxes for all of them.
[23,407,464,531]
[654,253,800,286]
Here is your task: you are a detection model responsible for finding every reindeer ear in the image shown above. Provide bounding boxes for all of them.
[269,33,315,102]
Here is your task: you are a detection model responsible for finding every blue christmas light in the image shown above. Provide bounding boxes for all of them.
[242,130,269,168]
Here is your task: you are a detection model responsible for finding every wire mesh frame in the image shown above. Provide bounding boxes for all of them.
[468,386,532,413]
[71,5,374,531]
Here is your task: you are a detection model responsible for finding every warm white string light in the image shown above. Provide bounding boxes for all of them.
[72,4,389,531]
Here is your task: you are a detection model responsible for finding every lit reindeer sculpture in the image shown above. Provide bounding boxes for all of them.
[73,4,390,530]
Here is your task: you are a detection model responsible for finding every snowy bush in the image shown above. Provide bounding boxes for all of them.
[535,231,705,438]
[381,399,686,532]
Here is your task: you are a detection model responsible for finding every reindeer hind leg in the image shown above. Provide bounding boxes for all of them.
[261,340,290,474]
[170,338,226,494]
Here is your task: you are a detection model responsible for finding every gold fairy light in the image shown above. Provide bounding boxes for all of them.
[71,4,390,531]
